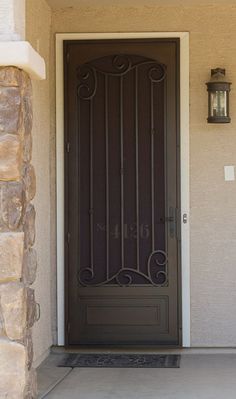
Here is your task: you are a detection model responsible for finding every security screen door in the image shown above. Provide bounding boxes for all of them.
[64,39,180,345]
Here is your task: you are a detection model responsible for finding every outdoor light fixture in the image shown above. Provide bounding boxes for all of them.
[206,68,231,123]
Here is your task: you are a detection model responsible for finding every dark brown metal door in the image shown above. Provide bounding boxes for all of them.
[64,39,180,345]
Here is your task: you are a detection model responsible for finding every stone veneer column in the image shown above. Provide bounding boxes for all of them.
[0,67,38,398]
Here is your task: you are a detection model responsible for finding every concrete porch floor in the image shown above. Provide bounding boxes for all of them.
[37,349,236,398]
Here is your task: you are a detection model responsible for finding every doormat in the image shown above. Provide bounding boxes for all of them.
[58,354,181,368]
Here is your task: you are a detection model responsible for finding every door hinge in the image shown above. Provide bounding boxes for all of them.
[66,52,70,63]
[67,322,71,333]
[66,142,70,153]
[66,232,70,244]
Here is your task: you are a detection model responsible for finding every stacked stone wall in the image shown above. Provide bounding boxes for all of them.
[0,67,38,398]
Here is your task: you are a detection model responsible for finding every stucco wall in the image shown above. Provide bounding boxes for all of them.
[52,4,236,347]
[26,0,53,363]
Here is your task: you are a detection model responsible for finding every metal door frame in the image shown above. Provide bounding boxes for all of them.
[56,32,190,347]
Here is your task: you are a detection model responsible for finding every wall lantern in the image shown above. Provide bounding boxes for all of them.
[206,68,231,123]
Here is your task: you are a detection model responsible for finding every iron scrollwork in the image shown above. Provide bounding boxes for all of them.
[77,54,166,100]
[78,250,168,287]
[148,64,167,83]
[112,55,132,75]
[77,65,97,100]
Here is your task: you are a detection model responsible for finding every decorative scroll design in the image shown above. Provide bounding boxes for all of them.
[148,64,167,83]
[78,250,168,287]
[77,55,166,99]
[77,65,97,100]
[112,55,132,75]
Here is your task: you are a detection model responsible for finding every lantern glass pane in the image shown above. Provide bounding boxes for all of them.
[210,91,227,117]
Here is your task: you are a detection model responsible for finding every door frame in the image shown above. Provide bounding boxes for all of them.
[56,32,190,347]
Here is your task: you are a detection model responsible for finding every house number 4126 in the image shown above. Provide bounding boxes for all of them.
[96,223,150,239]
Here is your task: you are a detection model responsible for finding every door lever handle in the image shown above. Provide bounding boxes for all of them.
[167,207,176,238]
[165,216,174,222]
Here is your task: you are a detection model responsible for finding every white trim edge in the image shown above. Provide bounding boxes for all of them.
[56,32,190,347]
[179,33,190,347]
[0,41,46,80]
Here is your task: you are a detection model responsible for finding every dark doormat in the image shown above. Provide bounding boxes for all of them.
[58,354,181,368]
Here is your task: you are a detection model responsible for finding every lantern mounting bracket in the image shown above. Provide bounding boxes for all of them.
[211,68,225,77]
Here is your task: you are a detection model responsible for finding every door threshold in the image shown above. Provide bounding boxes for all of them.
[52,346,236,355]
[52,345,182,355]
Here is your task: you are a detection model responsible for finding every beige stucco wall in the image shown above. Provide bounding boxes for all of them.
[52,4,236,347]
[26,0,53,363]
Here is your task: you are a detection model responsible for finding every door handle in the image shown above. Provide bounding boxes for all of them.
[165,216,174,222]
[166,207,176,238]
